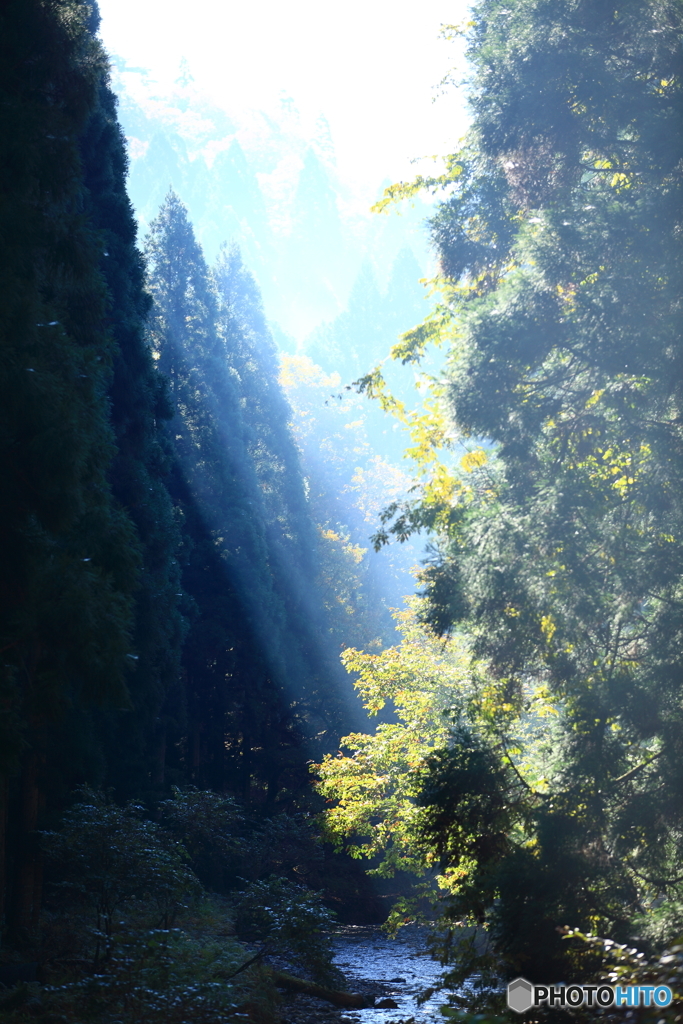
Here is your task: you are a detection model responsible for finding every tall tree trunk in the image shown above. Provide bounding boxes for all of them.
[153,725,166,786]
[9,753,43,942]
[0,775,8,936]
[240,731,251,802]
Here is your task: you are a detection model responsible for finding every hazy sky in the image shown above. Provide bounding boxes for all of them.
[97,0,472,189]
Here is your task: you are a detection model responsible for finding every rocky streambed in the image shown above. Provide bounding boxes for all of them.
[280,926,447,1024]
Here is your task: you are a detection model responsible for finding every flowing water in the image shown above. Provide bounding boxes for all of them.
[332,926,447,1022]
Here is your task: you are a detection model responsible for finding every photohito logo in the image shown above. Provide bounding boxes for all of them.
[507,977,673,1013]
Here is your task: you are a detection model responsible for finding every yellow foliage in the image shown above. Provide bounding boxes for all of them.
[343,541,366,565]
[540,614,557,643]
[371,153,465,215]
[460,448,488,472]
[278,353,341,392]
[610,172,634,190]
[585,389,605,408]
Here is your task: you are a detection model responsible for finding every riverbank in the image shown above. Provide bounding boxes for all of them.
[278,926,446,1024]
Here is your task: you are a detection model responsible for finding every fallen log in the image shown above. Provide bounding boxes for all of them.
[271,969,372,1009]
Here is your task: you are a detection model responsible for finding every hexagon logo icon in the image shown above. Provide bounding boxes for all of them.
[508,977,534,1013]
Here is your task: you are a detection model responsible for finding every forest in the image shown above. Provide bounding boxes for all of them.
[0,1,681,1022]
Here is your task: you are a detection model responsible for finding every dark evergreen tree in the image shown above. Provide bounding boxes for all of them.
[214,244,315,568]
[76,8,185,800]
[145,195,349,803]
[0,0,141,939]
[0,0,192,943]
[214,245,370,730]
[0,0,398,951]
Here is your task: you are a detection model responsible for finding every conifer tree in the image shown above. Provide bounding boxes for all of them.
[214,244,316,574]
[216,246,369,734]
[0,0,142,938]
[145,195,348,801]
[77,7,185,798]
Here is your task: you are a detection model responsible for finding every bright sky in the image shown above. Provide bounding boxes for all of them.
[97,0,472,190]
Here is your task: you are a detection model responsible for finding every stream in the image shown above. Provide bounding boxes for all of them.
[332,926,447,1023]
